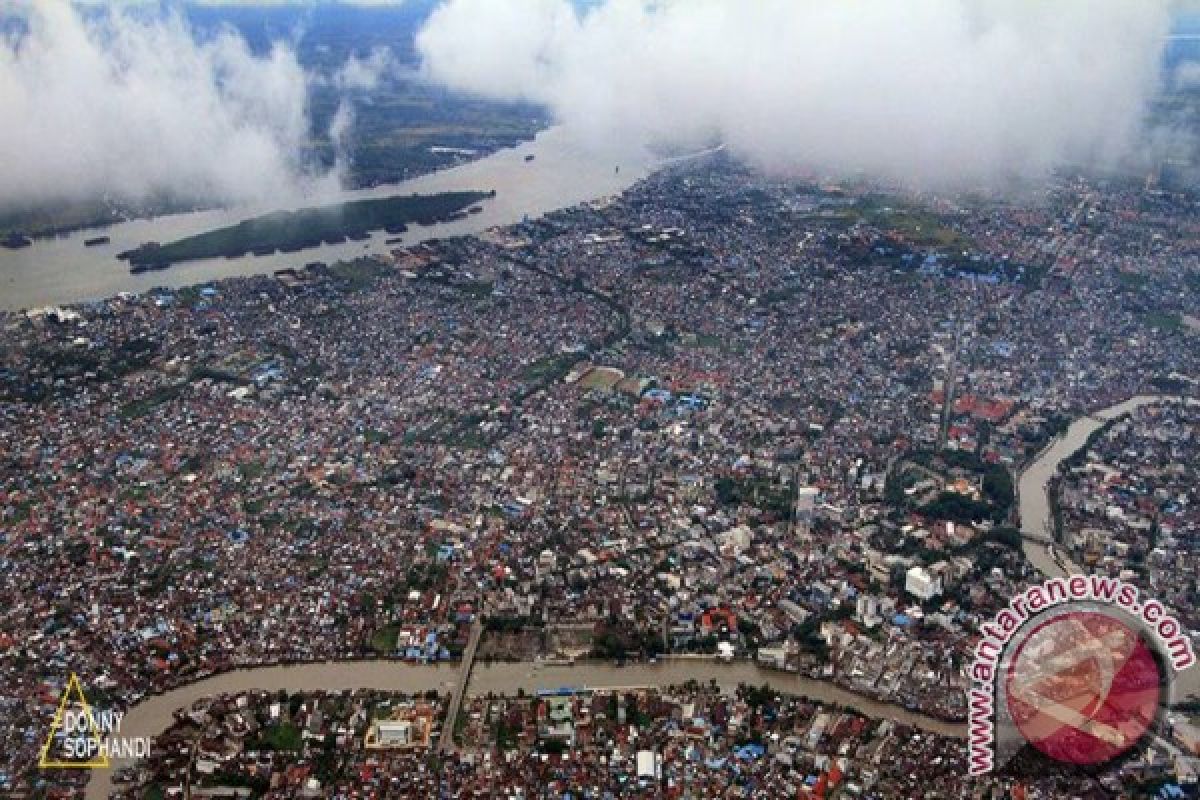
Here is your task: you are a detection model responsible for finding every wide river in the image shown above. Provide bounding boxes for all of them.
[0,127,657,312]
[86,659,961,799]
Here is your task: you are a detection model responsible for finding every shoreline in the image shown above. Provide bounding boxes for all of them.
[1,133,542,245]
[84,656,963,799]
[1016,392,1200,701]
[0,127,658,312]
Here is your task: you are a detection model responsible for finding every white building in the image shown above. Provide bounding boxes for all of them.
[856,594,882,629]
[719,525,753,555]
[537,549,557,577]
[378,720,414,747]
[905,566,942,601]
[757,641,798,670]
[796,487,820,516]
[637,750,662,781]
[795,486,820,535]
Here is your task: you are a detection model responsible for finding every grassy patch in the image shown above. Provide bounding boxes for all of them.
[1117,271,1149,291]
[7,499,33,523]
[683,333,724,350]
[118,384,183,419]
[522,354,574,382]
[442,428,488,450]
[856,200,973,251]
[1017,263,1050,289]
[191,366,242,384]
[257,723,303,752]
[450,280,494,299]
[238,461,267,481]
[420,271,494,300]
[364,429,391,445]
[1144,311,1183,332]
[328,258,392,292]
[371,625,400,654]
[175,286,206,308]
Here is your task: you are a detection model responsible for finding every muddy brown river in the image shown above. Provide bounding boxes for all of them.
[85,658,962,799]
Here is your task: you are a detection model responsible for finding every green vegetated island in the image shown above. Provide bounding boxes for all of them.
[119,190,494,272]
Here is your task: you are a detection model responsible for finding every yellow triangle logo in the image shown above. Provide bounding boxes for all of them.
[39,673,109,769]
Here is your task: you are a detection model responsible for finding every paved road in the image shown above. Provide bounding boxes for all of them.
[438,617,483,754]
[938,317,964,449]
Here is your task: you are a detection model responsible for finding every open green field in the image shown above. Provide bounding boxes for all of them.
[256,723,303,751]
[1143,310,1184,332]
[371,624,401,654]
[860,205,973,251]
[122,190,491,269]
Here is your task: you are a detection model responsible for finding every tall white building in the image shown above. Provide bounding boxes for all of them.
[796,487,819,518]
[856,594,882,628]
[905,566,942,601]
[795,486,820,536]
[637,750,662,781]
[536,549,557,578]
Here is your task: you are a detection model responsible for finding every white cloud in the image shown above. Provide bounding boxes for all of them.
[328,98,356,184]
[334,46,397,90]
[417,0,1175,189]
[156,1,409,6]
[1174,60,1200,88]
[0,2,358,212]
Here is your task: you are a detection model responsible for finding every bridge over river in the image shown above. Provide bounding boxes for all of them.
[85,656,961,799]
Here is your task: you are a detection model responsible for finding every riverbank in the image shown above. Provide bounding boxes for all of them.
[1016,392,1200,701]
[1017,393,1197,577]
[84,657,962,799]
[121,190,492,271]
[0,127,654,311]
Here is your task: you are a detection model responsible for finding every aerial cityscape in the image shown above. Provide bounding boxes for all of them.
[1,1,1199,798]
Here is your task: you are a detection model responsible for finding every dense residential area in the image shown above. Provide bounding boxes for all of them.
[7,0,1200,797]
[1055,403,1200,632]
[1,157,1199,796]
[115,683,1195,799]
